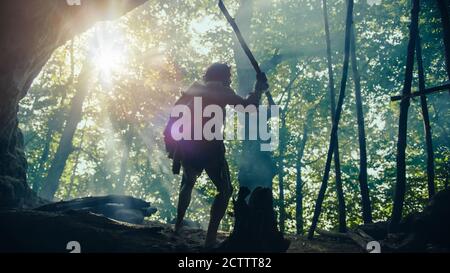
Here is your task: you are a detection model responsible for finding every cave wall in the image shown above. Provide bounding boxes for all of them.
[0,0,147,208]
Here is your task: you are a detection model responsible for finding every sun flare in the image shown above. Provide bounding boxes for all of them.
[90,24,128,79]
[93,46,125,77]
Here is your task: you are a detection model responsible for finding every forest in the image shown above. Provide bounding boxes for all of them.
[0,0,449,253]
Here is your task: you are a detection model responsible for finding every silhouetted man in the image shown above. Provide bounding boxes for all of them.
[168,63,268,247]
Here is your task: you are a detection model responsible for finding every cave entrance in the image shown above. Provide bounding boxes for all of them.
[0,1,148,208]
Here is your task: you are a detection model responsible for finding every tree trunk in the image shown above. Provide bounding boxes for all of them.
[218,187,290,252]
[416,34,435,199]
[278,112,287,233]
[437,0,450,81]
[350,26,373,223]
[276,73,298,233]
[295,110,312,235]
[308,0,354,239]
[322,0,347,233]
[295,159,304,235]
[40,62,91,201]
[390,0,420,232]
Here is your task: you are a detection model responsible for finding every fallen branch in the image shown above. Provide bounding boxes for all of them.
[35,195,157,224]
[316,228,348,239]
[356,228,375,241]
[390,82,450,101]
[347,231,370,250]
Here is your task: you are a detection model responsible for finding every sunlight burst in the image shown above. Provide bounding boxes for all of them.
[90,24,128,82]
[93,45,125,77]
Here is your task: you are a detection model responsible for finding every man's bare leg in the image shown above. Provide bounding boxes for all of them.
[204,161,232,247]
[204,189,231,247]
[175,168,197,233]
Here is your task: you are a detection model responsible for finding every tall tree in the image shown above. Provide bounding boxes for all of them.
[308,0,354,239]
[278,70,300,233]
[416,33,435,199]
[390,0,420,232]
[350,26,373,223]
[278,113,287,233]
[295,108,314,235]
[40,61,91,201]
[322,0,347,232]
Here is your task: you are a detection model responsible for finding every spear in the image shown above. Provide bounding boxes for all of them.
[218,0,276,106]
